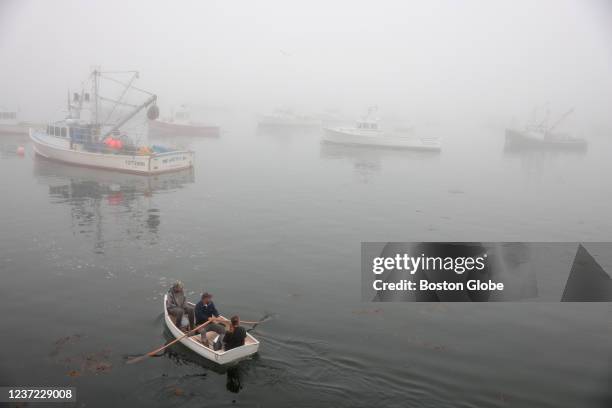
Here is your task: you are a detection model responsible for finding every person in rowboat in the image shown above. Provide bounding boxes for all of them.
[222,315,247,351]
[166,281,195,330]
[195,292,227,346]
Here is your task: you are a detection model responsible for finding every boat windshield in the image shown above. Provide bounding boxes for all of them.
[357,121,378,130]
[0,112,17,120]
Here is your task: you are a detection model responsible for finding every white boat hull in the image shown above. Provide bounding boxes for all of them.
[505,128,587,151]
[30,130,194,175]
[149,119,220,137]
[323,127,440,151]
[163,295,260,365]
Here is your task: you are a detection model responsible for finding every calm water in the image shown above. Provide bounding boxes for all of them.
[0,120,610,408]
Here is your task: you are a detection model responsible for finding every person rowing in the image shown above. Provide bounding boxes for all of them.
[166,281,195,331]
[195,292,227,347]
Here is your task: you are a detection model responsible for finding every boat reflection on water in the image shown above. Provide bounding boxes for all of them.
[32,157,195,253]
[320,140,440,181]
[0,132,30,158]
[161,328,256,394]
[502,140,589,181]
[503,141,589,155]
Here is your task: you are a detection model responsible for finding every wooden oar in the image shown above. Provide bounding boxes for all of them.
[248,313,273,330]
[127,320,210,364]
[217,317,260,325]
[213,316,270,333]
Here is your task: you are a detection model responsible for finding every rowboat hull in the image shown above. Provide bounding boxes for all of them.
[323,127,441,151]
[149,119,220,137]
[163,295,260,365]
[30,130,194,175]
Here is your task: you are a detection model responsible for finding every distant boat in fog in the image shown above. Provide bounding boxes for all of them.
[149,104,220,137]
[0,108,34,135]
[30,69,194,175]
[322,107,441,151]
[257,109,321,128]
[505,108,587,151]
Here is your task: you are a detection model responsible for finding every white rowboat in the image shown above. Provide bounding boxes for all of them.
[163,294,260,365]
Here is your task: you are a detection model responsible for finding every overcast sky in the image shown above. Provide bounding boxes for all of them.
[1,0,611,127]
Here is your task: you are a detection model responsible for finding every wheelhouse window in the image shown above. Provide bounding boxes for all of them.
[61,127,67,137]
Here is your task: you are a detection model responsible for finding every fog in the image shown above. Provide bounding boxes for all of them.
[1,0,611,131]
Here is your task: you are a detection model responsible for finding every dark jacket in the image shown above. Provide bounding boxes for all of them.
[223,326,247,350]
[194,300,219,325]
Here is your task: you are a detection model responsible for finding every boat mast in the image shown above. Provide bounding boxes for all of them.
[93,68,100,129]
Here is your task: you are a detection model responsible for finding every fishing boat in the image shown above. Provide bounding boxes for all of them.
[163,294,260,365]
[258,109,321,128]
[505,107,587,151]
[30,69,195,175]
[0,108,29,135]
[149,105,220,137]
[323,108,441,151]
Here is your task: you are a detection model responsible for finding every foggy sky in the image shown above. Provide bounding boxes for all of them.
[1,0,611,129]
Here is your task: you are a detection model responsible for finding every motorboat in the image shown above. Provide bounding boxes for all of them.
[149,105,220,137]
[0,108,29,134]
[323,108,440,151]
[257,109,321,128]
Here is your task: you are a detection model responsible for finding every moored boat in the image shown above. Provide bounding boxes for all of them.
[149,105,220,137]
[30,69,195,175]
[323,108,440,151]
[0,108,30,135]
[505,107,587,151]
[504,128,587,151]
[163,294,260,365]
[258,109,321,128]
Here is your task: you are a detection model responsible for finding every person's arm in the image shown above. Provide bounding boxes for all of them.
[194,302,203,324]
[211,302,220,317]
[166,292,176,309]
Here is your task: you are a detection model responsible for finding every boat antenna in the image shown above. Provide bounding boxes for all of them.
[548,108,574,133]
[91,67,101,133]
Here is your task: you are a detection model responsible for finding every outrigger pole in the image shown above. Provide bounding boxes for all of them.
[101,93,157,140]
[548,108,574,133]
